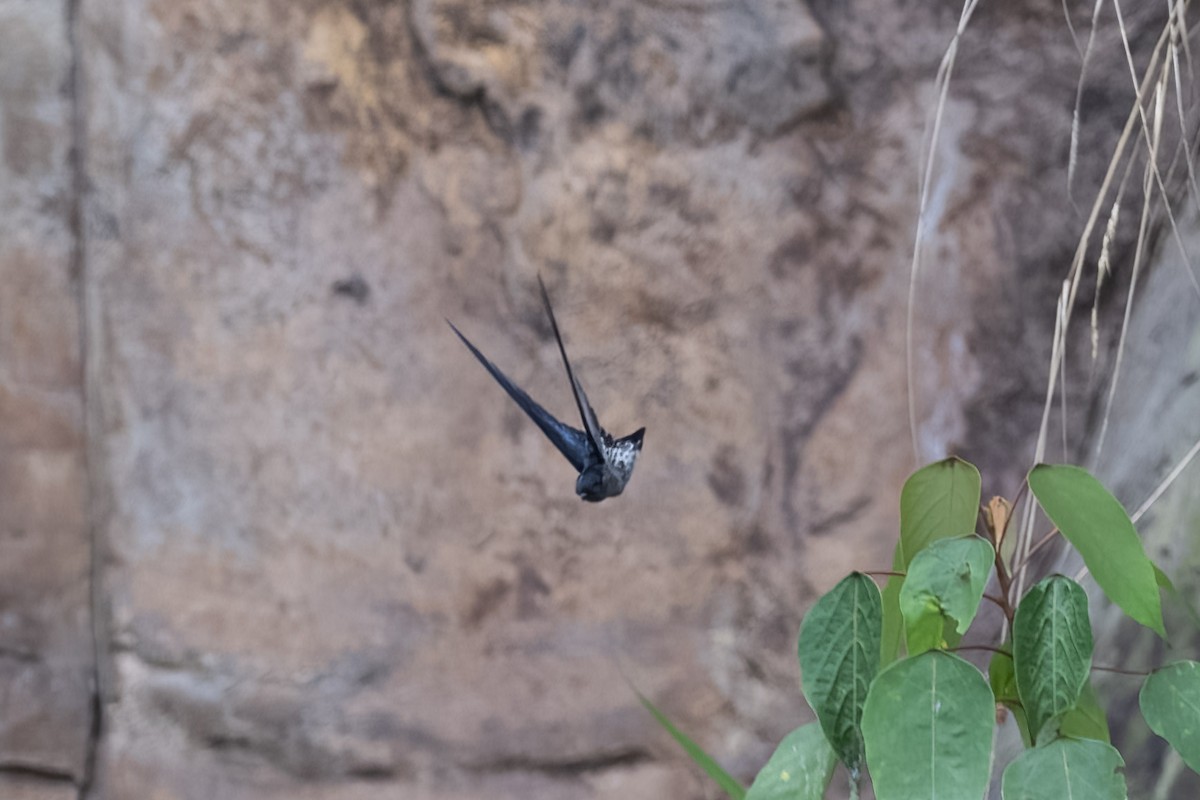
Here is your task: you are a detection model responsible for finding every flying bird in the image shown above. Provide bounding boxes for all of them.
[448,277,645,502]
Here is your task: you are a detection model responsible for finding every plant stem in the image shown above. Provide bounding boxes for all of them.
[992,546,1016,623]
[983,593,1009,611]
[949,643,1013,658]
[1010,527,1061,581]
[1092,664,1149,677]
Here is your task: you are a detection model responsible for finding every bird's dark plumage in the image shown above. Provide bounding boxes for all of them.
[446,319,593,472]
[448,276,644,501]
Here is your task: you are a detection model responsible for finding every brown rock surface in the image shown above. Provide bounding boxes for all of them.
[0,774,79,800]
[0,0,1192,797]
[0,0,95,789]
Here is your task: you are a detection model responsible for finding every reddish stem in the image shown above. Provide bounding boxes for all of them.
[1092,664,1149,678]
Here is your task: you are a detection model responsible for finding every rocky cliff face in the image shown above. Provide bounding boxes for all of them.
[0,0,1192,798]
[0,1,93,795]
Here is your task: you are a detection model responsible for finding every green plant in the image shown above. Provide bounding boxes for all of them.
[644,457,1200,799]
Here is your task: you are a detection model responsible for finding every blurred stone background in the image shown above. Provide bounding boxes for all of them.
[0,0,1196,798]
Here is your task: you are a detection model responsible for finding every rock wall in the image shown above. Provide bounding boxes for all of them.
[0,0,95,795]
[0,0,1191,798]
[1072,206,1200,799]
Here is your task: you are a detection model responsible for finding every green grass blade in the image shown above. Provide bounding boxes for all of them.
[639,693,746,800]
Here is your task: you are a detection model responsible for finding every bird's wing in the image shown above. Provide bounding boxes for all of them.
[447,320,591,472]
[537,275,608,459]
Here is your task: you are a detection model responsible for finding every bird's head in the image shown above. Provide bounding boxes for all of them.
[576,464,609,502]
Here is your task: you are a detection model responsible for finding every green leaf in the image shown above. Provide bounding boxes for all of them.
[881,544,906,665]
[1154,564,1200,632]
[899,535,994,654]
[745,723,836,800]
[1060,681,1110,743]
[882,458,981,664]
[639,693,745,800]
[900,457,982,564]
[1139,660,1200,774]
[1153,563,1175,592]
[862,651,995,800]
[990,648,1018,704]
[989,648,1032,747]
[797,573,881,772]
[1001,738,1127,800]
[1013,575,1094,744]
[1028,464,1164,637]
